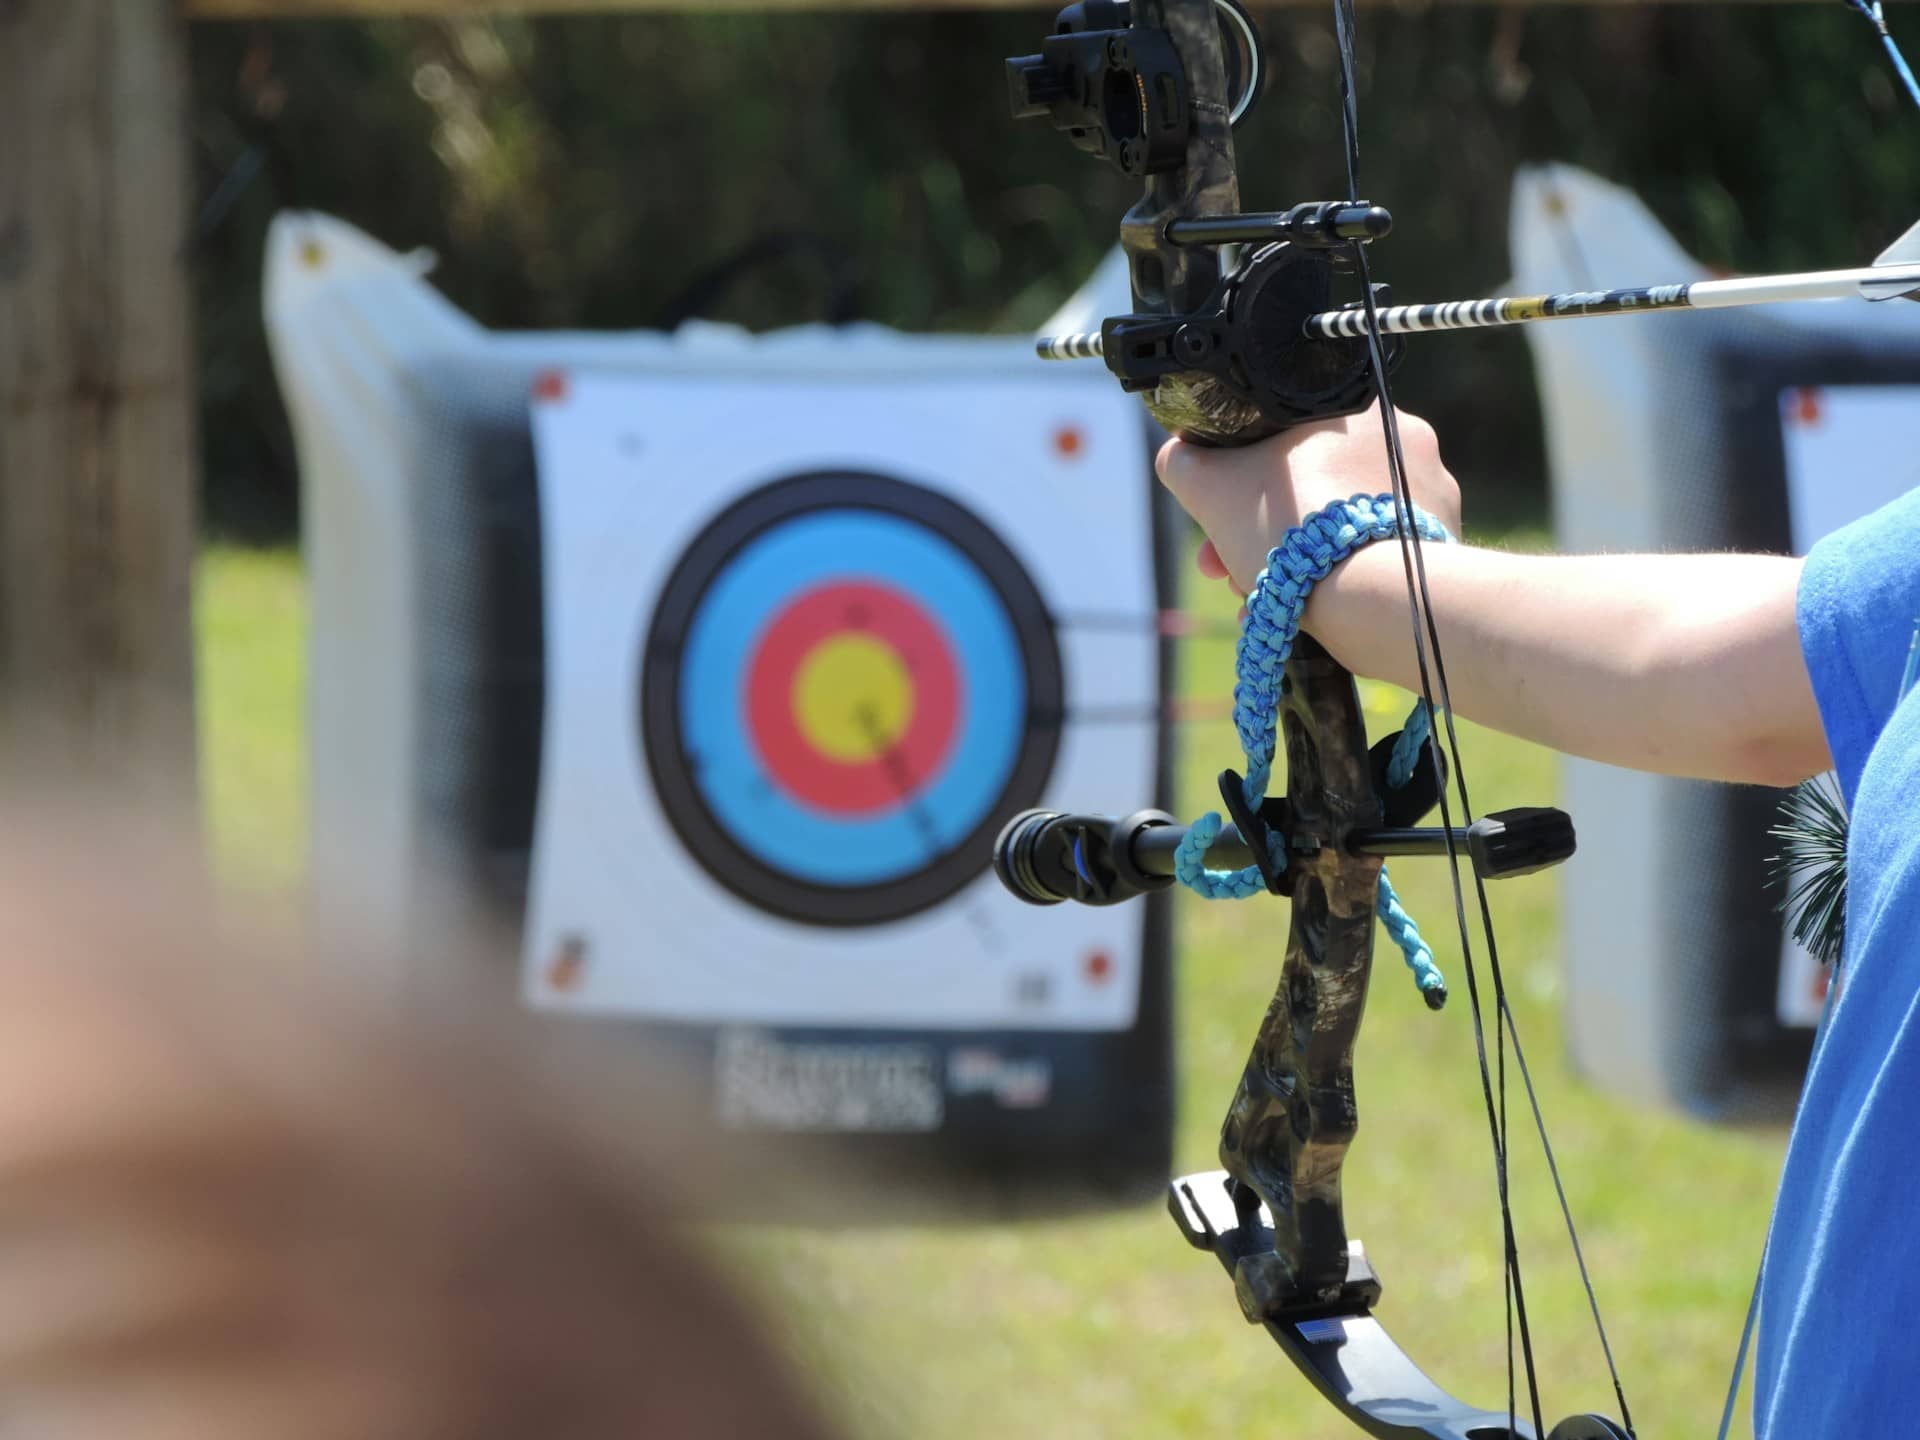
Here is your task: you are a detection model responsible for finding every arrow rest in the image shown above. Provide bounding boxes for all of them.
[1104,241,1405,431]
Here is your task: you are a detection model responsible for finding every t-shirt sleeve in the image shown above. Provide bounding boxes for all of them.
[1797,485,1920,803]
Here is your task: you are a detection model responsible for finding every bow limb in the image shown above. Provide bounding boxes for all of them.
[1167,636,1560,1440]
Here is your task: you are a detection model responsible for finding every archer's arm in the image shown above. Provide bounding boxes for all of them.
[1306,544,1825,787]
[1157,412,1831,789]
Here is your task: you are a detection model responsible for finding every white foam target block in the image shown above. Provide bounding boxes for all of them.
[1776,386,1920,1025]
[525,369,1156,1030]
[1515,163,1920,1111]
[1780,385,1920,543]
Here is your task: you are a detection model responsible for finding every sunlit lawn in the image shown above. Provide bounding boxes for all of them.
[194,546,309,892]
[195,537,1786,1440]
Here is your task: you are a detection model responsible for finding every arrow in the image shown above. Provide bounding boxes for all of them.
[1305,258,1920,339]
[1035,223,1920,359]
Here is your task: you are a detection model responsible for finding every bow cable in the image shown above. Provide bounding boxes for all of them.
[1845,0,1920,111]
[1328,0,1637,1434]
[1324,0,1537,1427]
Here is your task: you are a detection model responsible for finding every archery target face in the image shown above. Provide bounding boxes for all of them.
[524,367,1156,1031]
[641,472,1064,926]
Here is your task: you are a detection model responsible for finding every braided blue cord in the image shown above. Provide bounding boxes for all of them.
[1380,701,1447,1003]
[1178,493,1449,1004]
[1377,868,1444,1004]
[1388,698,1431,789]
[1173,811,1275,899]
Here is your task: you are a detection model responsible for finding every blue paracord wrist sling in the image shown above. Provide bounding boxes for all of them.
[1175,493,1449,1005]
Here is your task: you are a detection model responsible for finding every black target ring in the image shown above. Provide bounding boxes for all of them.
[639,471,1065,928]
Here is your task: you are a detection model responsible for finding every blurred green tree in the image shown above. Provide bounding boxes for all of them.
[188,7,1918,540]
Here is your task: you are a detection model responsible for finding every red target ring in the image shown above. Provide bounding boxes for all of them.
[641,472,1065,928]
[745,580,962,815]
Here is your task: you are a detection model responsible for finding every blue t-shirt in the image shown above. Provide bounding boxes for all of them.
[1755,486,1920,1436]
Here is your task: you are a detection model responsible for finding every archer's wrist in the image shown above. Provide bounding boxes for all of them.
[1302,542,1441,683]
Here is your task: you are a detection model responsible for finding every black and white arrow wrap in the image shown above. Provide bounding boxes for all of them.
[1308,297,1518,338]
[1036,331,1105,361]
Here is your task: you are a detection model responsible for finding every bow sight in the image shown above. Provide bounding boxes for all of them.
[1007,0,1404,437]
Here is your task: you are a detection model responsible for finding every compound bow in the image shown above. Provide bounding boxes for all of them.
[992,0,1917,1434]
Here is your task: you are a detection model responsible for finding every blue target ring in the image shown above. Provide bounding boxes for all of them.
[680,512,1028,886]
[640,472,1064,927]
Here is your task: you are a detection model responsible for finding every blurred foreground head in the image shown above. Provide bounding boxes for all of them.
[0,802,838,1440]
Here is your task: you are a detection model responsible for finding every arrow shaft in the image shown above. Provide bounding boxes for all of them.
[1037,331,1103,360]
[1306,262,1920,338]
[1035,261,1920,359]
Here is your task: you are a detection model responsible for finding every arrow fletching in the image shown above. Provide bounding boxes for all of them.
[1862,218,1920,301]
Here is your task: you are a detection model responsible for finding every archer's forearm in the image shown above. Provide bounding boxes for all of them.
[1303,545,1830,787]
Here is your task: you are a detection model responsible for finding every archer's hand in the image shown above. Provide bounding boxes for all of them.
[1154,404,1462,598]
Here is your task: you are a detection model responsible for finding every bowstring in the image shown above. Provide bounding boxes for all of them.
[1323,3,1534,1431]
[1327,1,1635,1434]
[1343,256,1546,1429]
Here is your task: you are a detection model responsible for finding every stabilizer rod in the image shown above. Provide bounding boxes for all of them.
[994,804,1575,907]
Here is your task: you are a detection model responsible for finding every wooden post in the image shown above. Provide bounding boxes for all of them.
[0,0,200,806]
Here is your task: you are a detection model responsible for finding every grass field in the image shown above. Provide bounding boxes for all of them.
[194,541,1787,1440]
